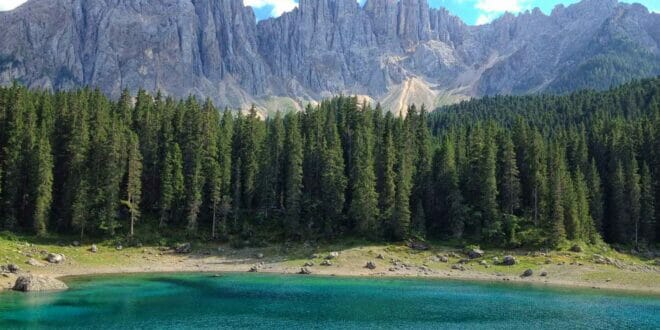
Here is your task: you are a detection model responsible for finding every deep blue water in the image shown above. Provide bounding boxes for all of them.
[0,273,658,329]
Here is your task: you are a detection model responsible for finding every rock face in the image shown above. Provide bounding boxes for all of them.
[13,275,68,292]
[0,0,657,113]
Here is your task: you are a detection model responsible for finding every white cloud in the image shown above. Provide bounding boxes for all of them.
[244,0,298,17]
[0,0,27,11]
[473,0,531,25]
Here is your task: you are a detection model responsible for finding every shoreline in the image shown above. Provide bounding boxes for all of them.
[55,268,660,297]
[2,242,659,295]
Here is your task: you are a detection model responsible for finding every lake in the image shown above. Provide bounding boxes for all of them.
[0,273,658,329]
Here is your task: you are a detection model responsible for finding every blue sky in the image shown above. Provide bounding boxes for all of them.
[248,0,659,25]
[0,0,658,25]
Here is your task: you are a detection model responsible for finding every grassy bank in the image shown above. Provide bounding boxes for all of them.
[1,234,658,294]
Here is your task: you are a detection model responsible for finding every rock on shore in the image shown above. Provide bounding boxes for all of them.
[13,275,68,292]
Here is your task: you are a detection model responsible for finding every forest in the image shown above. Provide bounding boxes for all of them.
[0,78,658,249]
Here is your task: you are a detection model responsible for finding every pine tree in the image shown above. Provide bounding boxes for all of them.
[626,157,641,246]
[497,133,521,215]
[348,110,379,237]
[376,115,396,231]
[639,162,656,244]
[31,125,53,235]
[123,132,142,237]
[587,159,604,233]
[547,144,566,247]
[319,108,346,237]
[283,113,303,238]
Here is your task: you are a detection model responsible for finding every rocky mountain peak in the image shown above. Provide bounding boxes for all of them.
[0,0,658,114]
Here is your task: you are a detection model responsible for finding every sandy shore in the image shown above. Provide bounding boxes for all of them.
[2,243,659,294]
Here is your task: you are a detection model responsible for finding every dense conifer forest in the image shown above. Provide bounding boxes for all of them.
[0,78,658,248]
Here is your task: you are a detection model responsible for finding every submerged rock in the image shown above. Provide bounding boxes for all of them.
[13,275,68,292]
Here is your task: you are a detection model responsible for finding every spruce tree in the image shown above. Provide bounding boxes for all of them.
[639,162,656,244]
[283,113,303,238]
[497,133,521,215]
[123,132,142,237]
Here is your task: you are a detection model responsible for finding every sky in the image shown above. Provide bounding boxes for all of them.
[1,0,658,25]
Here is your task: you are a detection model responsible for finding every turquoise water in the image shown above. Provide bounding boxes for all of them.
[0,273,658,329]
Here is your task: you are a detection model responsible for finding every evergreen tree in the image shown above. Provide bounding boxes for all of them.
[348,110,379,237]
[497,133,521,215]
[283,113,303,238]
[123,132,142,237]
[319,108,347,236]
[639,162,656,244]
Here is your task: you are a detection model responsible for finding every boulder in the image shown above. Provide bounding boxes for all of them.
[376,254,385,260]
[175,243,192,254]
[26,258,44,267]
[467,248,484,259]
[115,244,123,251]
[451,264,465,271]
[408,241,429,251]
[255,253,264,259]
[502,255,517,266]
[248,265,259,272]
[46,253,65,264]
[325,252,339,260]
[365,261,377,270]
[303,262,314,267]
[90,244,98,253]
[540,271,548,277]
[479,260,488,266]
[320,260,332,266]
[298,267,311,275]
[72,241,80,247]
[439,256,449,263]
[458,258,470,264]
[522,269,534,277]
[13,275,68,292]
[570,245,583,253]
[492,256,500,264]
[7,264,20,273]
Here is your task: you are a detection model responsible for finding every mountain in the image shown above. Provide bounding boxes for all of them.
[0,0,658,113]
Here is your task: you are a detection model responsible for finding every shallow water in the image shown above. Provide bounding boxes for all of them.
[0,273,658,329]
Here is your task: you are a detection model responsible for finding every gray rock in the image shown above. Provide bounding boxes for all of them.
[439,256,449,263]
[72,241,80,247]
[325,252,339,260]
[256,253,264,259]
[13,275,68,292]
[115,244,123,251]
[522,269,534,277]
[408,241,429,251]
[376,254,385,260]
[7,264,19,273]
[467,248,484,259]
[46,253,65,264]
[175,243,192,254]
[303,262,314,267]
[320,260,332,266]
[479,260,488,266]
[299,267,311,275]
[0,0,657,113]
[492,257,500,264]
[502,256,517,266]
[451,264,465,271]
[366,261,377,270]
[26,258,44,267]
[248,265,259,272]
[90,244,98,253]
[540,271,548,277]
